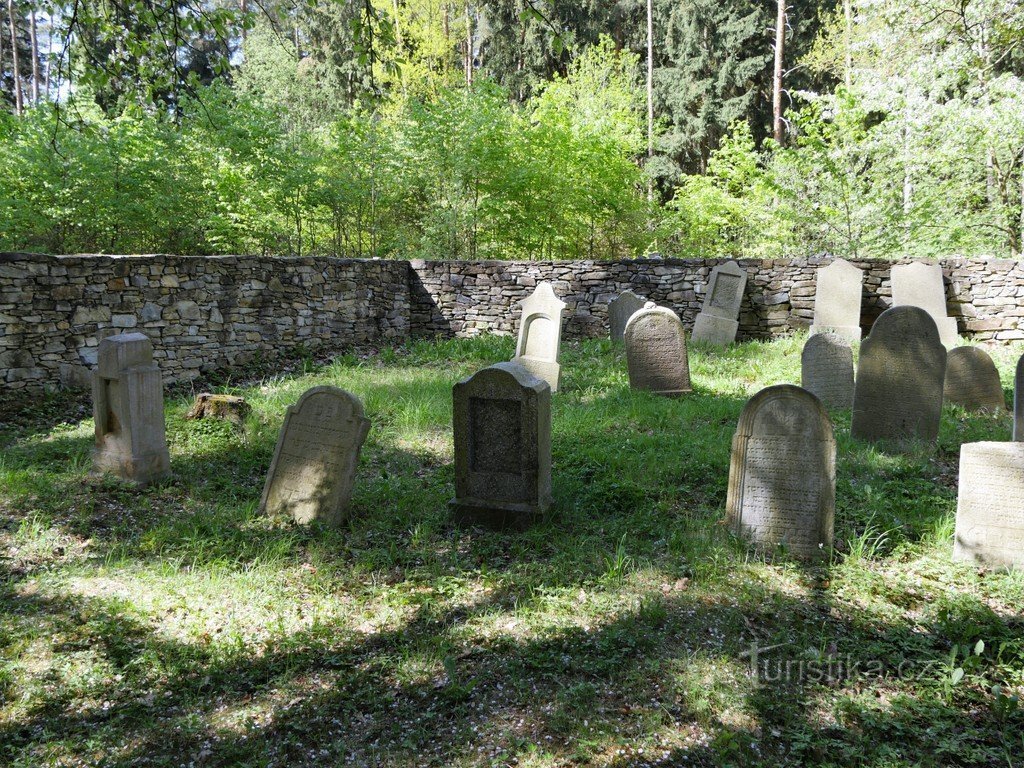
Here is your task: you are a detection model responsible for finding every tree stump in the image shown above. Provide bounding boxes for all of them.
[185,393,251,425]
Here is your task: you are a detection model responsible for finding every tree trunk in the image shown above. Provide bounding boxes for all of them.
[646,0,654,200]
[29,6,38,104]
[843,0,852,87]
[7,0,22,115]
[772,0,786,143]
[464,3,472,88]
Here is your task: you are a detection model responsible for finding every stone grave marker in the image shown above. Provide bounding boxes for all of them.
[512,281,567,392]
[726,385,835,558]
[1015,354,1024,441]
[92,332,171,485]
[943,347,1005,413]
[624,303,692,396]
[810,259,863,341]
[801,333,855,410]
[891,261,959,347]
[691,260,748,346]
[851,305,947,444]
[259,386,370,526]
[608,290,646,343]
[954,442,1024,569]
[450,362,552,529]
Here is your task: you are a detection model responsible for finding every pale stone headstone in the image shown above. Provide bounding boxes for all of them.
[624,302,692,396]
[608,290,646,343]
[1014,355,1024,441]
[801,333,854,410]
[259,386,370,526]
[810,259,863,341]
[726,385,835,558]
[851,306,947,444]
[691,260,748,346]
[92,333,171,485]
[512,282,567,392]
[943,347,1005,413]
[891,262,959,348]
[954,442,1024,569]
[450,362,552,529]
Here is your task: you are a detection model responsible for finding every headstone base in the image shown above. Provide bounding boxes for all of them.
[810,324,862,342]
[691,314,738,346]
[449,498,550,531]
[93,447,170,486]
[513,356,560,392]
[954,442,1024,570]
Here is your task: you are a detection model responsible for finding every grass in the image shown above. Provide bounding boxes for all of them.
[1,333,1023,767]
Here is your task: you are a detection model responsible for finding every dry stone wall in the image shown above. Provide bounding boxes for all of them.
[3,253,1024,392]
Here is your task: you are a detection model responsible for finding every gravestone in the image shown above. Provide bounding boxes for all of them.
[691,261,748,346]
[953,442,1024,569]
[726,385,835,558]
[512,282,567,392]
[1015,355,1024,441]
[891,261,959,347]
[624,303,692,396]
[810,259,863,341]
[943,347,1005,413]
[608,290,646,343]
[92,332,171,485]
[450,362,552,529]
[851,305,947,444]
[801,333,855,410]
[259,386,370,526]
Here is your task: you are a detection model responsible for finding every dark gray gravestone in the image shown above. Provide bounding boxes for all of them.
[801,333,854,410]
[810,259,863,341]
[943,347,1006,413]
[624,303,692,396]
[851,306,947,445]
[1015,355,1024,441]
[608,290,646,343]
[450,362,552,529]
[691,261,748,346]
[726,385,835,559]
[92,333,170,486]
[259,386,370,526]
[891,261,958,348]
[512,282,566,392]
[954,442,1024,570]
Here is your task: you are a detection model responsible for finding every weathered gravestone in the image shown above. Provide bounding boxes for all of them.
[810,259,863,341]
[512,282,567,392]
[259,386,370,526]
[953,442,1024,569]
[851,306,947,444]
[92,333,171,485]
[624,303,692,396]
[801,333,855,410]
[608,290,647,343]
[943,347,1005,413]
[691,261,748,346]
[891,261,959,348]
[726,385,835,558]
[450,362,552,529]
[1015,355,1024,441]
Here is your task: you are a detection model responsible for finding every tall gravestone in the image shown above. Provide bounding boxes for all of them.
[691,261,748,346]
[608,290,646,343]
[801,333,855,410]
[259,386,370,526]
[943,347,1005,413]
[891,262,959,348]
[512,282,567,392]
[450,362,552,529]
[851,306,947,444]
[1015,355,1024,441]
[810,259,863,341]
[624,303,692,396]
[726,385,835,558]
[92,332,171,485]
[954,442,1024,569]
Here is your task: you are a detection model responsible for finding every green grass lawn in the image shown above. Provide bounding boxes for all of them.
[2,334,1023,767]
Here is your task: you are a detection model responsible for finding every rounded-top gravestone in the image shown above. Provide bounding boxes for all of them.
[624,303,692,396]
[943,346,1005,413]
[801,333,855,410]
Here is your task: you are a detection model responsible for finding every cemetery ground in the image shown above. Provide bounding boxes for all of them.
[2,335,1024,768]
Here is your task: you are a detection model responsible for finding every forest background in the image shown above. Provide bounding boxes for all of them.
[0,0,1022,262]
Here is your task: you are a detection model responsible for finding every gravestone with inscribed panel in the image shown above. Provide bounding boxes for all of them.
[608,290,646,343]
[943,347,1006,413]
[801,333,855,410]
[691,261,748,346]
[512,282,567,392]
[624,303,692,396]
[954,442,1024,569]
[810,259,863,342]
[1015,355,1024,441]
[891,261,959,348]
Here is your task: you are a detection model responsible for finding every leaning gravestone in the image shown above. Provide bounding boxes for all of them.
[726,385,835,558]
[92,332,171,485]
[512,282,567,392]
[1015,355,1024,441]
[891,261,959,348]
[624,303,692,396]
[953,442,1024,569]
[851,305,947,444]
[801,333,855,410]
[810,259,863,341]
[450,362,552,529]
[691,261,748,346]
[259,386,370,526]
[943,347,1005,413]
[608,290,646,343]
